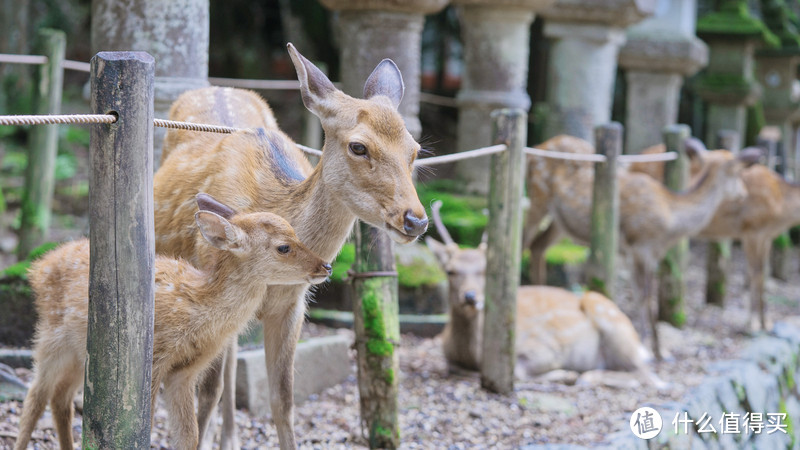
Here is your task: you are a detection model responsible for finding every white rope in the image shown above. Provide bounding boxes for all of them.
[153,118,240,134]
[524,146,607,163]
[413,144,507,167]
[296,144,323,157]
[618,152,678,163]
[0,54,48,65]
[209,77,302,91]
[0,114,116,126]
[62,59,90,73]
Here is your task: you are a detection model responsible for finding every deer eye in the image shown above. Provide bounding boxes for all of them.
[277,245,291,254]
[349,142,368,157]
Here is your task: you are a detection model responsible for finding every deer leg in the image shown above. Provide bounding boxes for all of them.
[743,237,769,332]
[50,369,83,450]
[14,378,49,450]
[163,371,200,450]
[196,349,226,449]
[634,261,661,360]
[219,336,240,450]
[528,221,561,285]
[262,298,306,450]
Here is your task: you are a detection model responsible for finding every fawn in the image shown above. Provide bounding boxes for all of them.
[14,194,331,450]
[425,201,658,386]
[153,43,426,449]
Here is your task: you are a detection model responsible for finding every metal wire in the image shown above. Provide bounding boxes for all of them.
[0,114,116,126]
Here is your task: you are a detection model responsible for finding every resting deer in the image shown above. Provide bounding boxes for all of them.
[524,135,759,358]
[629,144,800,331]
[14,194,331,450]
[425,201,657,383]
[153,44,427,449]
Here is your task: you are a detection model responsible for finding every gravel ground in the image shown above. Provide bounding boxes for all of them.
[2,242,799,449]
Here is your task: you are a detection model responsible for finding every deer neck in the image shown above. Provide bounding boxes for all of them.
[666,168,730,237]
[444,302,484,370]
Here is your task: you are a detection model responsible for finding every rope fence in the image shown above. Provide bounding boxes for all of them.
[0,53,91,72]
[0,113,116,126]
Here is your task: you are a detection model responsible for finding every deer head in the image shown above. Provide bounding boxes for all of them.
[425,201,487,318]
[287,43,428,244]
[195,193,332,285]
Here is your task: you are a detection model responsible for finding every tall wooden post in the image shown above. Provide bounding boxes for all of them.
[352,224,400,449]
[706,129,738,306]
[586,123,622,299]
[17,28,65,259]
[84,51,155,450]
[481,108,526,395]
[761,137,791,281]
[657,124,690,326]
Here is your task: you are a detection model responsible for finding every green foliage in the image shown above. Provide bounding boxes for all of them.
[746,101,766,147]
[55,152,77,180]
[330,243,355,283]
[416,180,488,247]
[544,239,589,265]
[774,233,793,250]
[1,241,58,280]
[397,258,446,288]
[64,126,90,147]
[2,151,27,175]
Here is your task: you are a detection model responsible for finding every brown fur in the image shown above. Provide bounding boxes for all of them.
[525,135,752,357]
[15,208,330,450]
[152,44,426,450]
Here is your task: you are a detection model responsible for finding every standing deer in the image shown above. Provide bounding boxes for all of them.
[524,135,759,358]
[425,201,656,382]
[153,44,427,449]
[15,194,331,450]
[629,144,800,331]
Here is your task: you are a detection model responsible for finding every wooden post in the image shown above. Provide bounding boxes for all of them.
[352,223,400,449]
[706,129,738,306]
[84,51,155,450]
[480,108,526,395]
[17,28,65,259]
[762,137,791,281]
[657,124,690,326]
[586,123,622,299]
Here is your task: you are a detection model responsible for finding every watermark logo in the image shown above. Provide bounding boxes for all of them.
[630,407,663,440]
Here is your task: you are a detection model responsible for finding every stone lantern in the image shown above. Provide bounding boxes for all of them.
[450,0,556,193]
[92,0,210,170]
[539,0,657,144]
[618,0,708,153]
[320,0,450,139]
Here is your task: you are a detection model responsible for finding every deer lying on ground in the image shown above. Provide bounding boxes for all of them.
[425,201,658,384]
[153,43,427,449]
[628,143,800,331]
[14,194,331,450]
[525,135,759,358]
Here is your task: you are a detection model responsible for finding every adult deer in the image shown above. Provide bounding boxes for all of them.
[524,135,759,358]
[15,194,331,450]
[629,144,800,331]
[425,201,657,383]
[153,44,427,449]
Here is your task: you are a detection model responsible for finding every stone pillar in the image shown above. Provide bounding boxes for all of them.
[618,0,707,153]
[91,0,210,169]
[451,0,554,193]
[756,52,800,179]
[540,0,656,144]
[320,0,450,139]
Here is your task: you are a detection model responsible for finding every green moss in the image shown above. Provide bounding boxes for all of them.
[670,310,687,328]
[780,398,795,446]
[416,181,488,247]
[588,277,609,298]
[384,368,395,385]
[711,280,726,296]
[1,241,58,280]
[397,259,445,288]
[544,239,588,266]
[697,1,781,47]
[746,101,766,147]
[330,243,355,283]
[774,233,793,250]
[361,279,393,358]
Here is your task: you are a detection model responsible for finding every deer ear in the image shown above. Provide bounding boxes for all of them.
[287,43,337,117]
[195,211,245,252]
[684,137,707,159]
[425,236,450,265]
[738,146,763,167]
[196,192,237,220]
[364,59,404,109]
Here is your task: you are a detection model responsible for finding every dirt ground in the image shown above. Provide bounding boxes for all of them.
[1,242,798,449]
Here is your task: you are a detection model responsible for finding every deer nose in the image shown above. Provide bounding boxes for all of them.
[403,210,428,236]
[464,291,477,306]
[322,263,332,275]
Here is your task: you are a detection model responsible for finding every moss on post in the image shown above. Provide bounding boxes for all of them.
[657,125,690,327]
[352,223,400,449]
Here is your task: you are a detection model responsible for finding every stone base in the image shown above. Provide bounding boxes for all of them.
[235,334,352,416]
